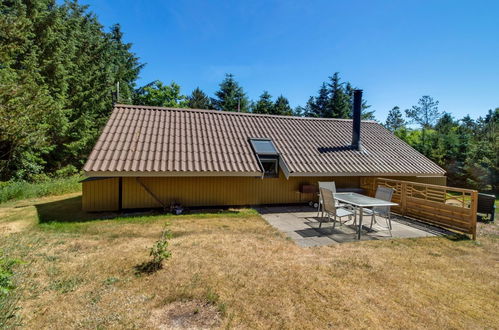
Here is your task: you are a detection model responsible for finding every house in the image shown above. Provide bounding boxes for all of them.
[82,92,445,212]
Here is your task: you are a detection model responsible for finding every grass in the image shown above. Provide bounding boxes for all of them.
[0,176,82,204]
[0,193,498,328]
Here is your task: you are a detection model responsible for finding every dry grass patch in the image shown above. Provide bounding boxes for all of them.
[0,193,498,329]
[150,300,222,329]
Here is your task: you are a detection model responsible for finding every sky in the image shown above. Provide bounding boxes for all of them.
[79,0,499,121]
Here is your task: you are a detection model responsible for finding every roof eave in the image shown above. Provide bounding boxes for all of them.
[84,170,263,178]
[287,172,446,177]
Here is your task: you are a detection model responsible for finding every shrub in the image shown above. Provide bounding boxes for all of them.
[135,228,172,274]
[0,175,82,204]
[150,229,173,265]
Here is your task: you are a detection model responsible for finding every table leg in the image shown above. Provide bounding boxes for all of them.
[358,206,363,240]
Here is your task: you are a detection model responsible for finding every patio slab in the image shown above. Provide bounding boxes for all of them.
[256,205,453,247]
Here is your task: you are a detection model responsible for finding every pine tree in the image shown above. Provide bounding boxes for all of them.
[293,105,305,117]
[0,0,143,179]
[213,73,249,112]
[253,91,274,114]
[188,87,212,109]
[328,73,351,118]
[305,83,329,117]
[302,72,375,120]
[385,106,406,131]
[272,95,293,115]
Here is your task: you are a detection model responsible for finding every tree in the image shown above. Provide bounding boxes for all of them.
[213,73,249,112]
[385,106,406,131]
[302,72,375,120]
[428,114,460,182]
[293,105,305,117]
[252,91,274,114]
[0,0,142,179]
[306,83,330,117]
[273,95,293,116]
[134,81,188,108]
[463,109,498,192]
[405,95,441,155]
[188,87,212,109]
[328,73,351,118]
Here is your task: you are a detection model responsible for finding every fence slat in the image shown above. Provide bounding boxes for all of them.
[375,178,478,239]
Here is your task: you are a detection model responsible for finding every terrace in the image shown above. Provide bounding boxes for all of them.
[259,177,479,246]
[257,205,453,247]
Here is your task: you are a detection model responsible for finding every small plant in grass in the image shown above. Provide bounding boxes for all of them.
[1,255,22,328]
[135,228,173,275]
[0,256,21,296]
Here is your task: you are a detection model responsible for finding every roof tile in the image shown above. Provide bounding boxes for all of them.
[83,104,445,176]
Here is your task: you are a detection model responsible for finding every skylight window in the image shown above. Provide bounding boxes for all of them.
[249,138,278,156]
[249,138,279,178]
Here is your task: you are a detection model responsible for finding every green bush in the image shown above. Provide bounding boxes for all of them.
[0,176,82,204]
[150,229,173,265]
[135,228,173,275]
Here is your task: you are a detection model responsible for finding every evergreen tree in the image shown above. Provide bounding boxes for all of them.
[272,95,293,115]
[134,81,188,107]
[108,24,144,105]
[187,87,212,109]
[428,114,460,182]
[306,83,330,117]
[0,0,142,179]
[385,106,406,131]
[463,109,498,192]
[405,95,441,156]
[302,72,375,120]
[328,73,351,118]
[253,91,274,114]
[293,105,305,117]
[213,73,249,112]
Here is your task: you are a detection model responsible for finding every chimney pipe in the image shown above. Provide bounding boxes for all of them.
[352,89,363,151]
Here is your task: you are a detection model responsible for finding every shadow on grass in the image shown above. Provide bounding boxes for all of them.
[446,233,471,241]
[35,195,258,224]
[134,261,163,275]
[35,196,123,224]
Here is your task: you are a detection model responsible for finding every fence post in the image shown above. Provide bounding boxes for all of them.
[400,182,407,215]
[470,190,478,240]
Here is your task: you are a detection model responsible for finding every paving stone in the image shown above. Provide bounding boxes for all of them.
[258,205,444,246]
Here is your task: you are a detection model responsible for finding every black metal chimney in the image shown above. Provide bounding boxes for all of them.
[352,89,363,151]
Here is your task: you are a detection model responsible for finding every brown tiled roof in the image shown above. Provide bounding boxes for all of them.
[83,104,445,177]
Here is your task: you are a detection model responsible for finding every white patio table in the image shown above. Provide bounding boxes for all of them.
[334,192,398,239]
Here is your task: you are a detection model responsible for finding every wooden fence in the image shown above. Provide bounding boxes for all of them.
[360,177,478,239]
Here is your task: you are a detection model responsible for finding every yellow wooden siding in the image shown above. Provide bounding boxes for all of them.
[81,174,445,211]
[82,178,119,211]
[122,173,360,208]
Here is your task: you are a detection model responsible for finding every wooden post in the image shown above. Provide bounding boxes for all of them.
[470,190,478,240]
[400,182,407,216]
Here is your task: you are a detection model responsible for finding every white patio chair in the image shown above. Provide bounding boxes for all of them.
[361,186,394,235]
[318,188,355,229]
[316,182,345,217]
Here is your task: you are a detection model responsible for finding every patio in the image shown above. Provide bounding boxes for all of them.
[257,205,453,247]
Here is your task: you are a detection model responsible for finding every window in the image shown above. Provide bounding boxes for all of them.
[249,138,280,178]
[260,157,279,178]
[249,139,278,156]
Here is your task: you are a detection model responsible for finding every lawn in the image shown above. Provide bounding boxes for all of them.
[1,193,498,329]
